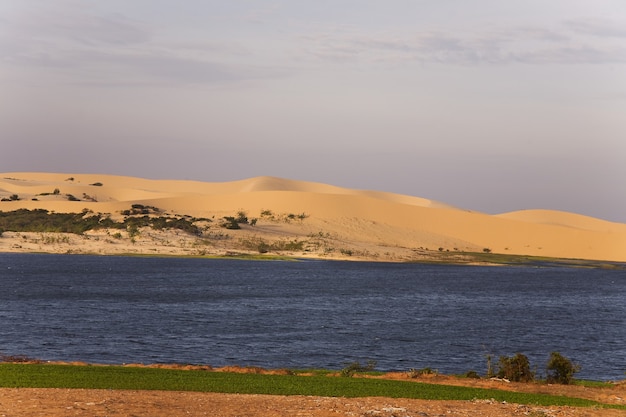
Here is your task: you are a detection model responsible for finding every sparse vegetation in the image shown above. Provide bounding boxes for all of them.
[220,216,241,229]
[1,194,21,201]
[408,367,438,378]
[258,209,308,223]
[0,208,204,236]
[235,210,249,224]
[239,236,306,253]
[340,360,377,377]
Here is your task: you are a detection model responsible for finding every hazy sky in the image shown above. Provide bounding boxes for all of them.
[2,1,626,222]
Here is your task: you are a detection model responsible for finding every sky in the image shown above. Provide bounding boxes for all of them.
[1,1,626,222]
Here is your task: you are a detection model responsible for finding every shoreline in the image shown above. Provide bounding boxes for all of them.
[2,231,626,269]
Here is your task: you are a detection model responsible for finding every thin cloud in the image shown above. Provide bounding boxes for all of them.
[565,17,626,38]
[0,2,287,86]
[294,21,626,66]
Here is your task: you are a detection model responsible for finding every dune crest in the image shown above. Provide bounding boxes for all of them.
[1,172,625,263]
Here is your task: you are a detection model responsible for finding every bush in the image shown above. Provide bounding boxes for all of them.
[463,370,481,379]
[340,360,376,377]
[546,352,580,385]
[407,367,438,378]
[235,210,249,224]
[220,217,241,229]
[497,353,534,382]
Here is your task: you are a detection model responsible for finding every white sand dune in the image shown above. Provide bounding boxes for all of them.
[1,172,625,263]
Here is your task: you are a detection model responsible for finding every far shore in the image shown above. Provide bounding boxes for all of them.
[2,172,626,264]
[1,231,625,269]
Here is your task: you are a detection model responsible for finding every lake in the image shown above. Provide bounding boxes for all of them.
[0,253,624,380]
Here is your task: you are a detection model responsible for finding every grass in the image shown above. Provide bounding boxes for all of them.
[0,363,624,410]
[420,251,626,269]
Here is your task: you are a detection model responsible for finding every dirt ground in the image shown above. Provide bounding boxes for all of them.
[1,367,625,417]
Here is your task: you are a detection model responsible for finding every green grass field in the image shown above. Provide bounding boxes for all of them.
[0,363,623,411]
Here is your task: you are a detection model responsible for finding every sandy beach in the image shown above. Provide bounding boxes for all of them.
[1,172,625,263]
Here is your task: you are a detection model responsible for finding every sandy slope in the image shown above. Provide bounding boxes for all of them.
[1,172,625,262]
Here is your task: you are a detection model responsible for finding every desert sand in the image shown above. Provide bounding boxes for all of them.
[1,172,625,263]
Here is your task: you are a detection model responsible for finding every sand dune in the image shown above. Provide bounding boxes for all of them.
[1,172,625,263]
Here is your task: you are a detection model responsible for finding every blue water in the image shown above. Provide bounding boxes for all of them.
[1,253,624,380]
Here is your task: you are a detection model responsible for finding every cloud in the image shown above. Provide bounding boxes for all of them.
[0,1,285,86]
[565,17,626,38]
[294,20,626,66]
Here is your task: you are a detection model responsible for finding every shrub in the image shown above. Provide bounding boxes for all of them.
[235,210,249,224]
[497,353,534,382]
[463,370,481,379]
[546,352,580,385]
[340,360,376,377]
[407,367,437,378]
[220,217,241,229]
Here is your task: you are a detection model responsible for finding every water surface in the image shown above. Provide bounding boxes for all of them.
[1,253,624,380]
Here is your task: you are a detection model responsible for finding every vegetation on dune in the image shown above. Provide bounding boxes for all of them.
[0,207,206,236]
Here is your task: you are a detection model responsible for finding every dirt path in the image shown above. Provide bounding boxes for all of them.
[2,388,626,417]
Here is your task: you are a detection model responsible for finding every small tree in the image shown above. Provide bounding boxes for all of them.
[497,353,534,382]
[546,352,580,385]
[235,210,248,224]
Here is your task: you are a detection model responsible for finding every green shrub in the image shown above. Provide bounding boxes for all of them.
[221,217,241,229]
[546,352,580,385]
[497,353,534,382]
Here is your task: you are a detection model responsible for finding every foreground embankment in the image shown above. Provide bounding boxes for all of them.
[0,362,625,417]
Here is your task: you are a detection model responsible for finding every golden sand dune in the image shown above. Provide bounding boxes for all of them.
[1,172,625,263]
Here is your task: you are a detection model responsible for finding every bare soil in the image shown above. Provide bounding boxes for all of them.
[1,365,624,417]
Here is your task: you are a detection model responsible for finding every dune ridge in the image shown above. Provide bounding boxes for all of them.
[1,172,625,263]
